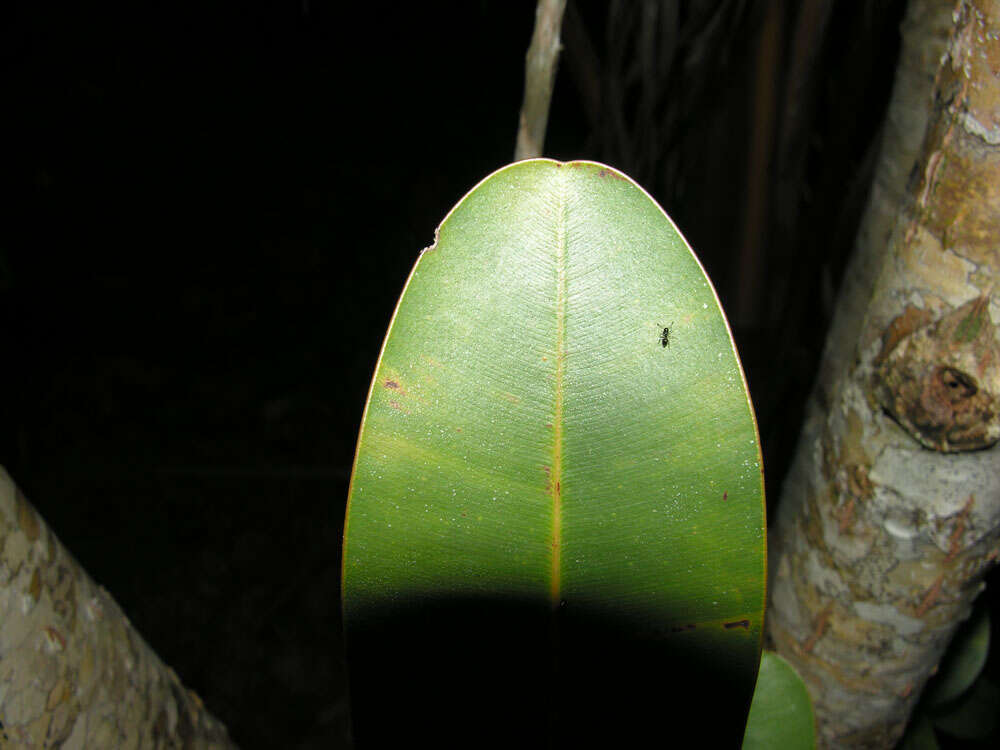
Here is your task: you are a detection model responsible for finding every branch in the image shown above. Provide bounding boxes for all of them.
[515,0,568,161]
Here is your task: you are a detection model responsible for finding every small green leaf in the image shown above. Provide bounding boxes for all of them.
[923,601,990,709]
[898,713,941,750]
[952,305,986,343]
[931,676,1000,740]
[742,651,816,750]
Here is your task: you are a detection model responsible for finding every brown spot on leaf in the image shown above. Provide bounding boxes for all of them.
[387,399,410,415]
[594,166,628,181]
[723,491,728,501]
[383,379,406,395]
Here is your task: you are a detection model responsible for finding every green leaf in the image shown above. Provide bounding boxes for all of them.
[922,600,990,709]
[952,297,988,344]
[742,651,816,750]
[342,160,766,746]
[931,676,1000,740]
[898,713,941,750]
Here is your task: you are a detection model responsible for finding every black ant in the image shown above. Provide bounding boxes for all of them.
[658,322,673,348]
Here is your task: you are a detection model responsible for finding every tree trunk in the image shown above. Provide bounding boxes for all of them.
[0,467,236,748]
[767,0,1000,746]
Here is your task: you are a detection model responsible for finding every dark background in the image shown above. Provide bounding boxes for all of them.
[3,1,997,747]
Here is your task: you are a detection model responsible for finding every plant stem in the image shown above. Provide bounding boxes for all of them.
[515,0,568,161]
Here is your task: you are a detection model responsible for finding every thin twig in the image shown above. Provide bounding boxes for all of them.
[515,0,568,160]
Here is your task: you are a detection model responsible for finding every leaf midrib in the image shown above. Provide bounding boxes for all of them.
[549,169,566,610]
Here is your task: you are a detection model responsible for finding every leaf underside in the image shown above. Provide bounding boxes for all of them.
[342,160,765,746]
[742,651,816,749]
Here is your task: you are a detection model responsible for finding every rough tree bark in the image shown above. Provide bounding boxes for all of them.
[767,0,1000,746]
[0,467,235,748]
